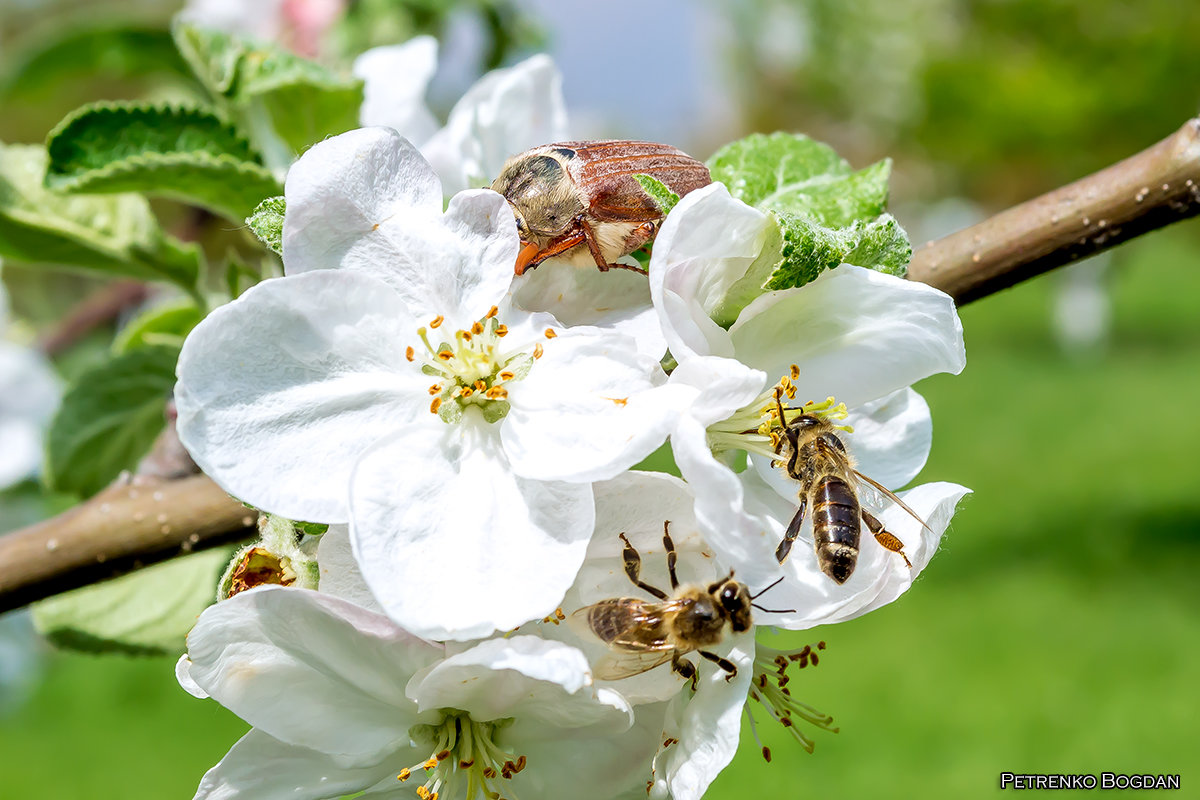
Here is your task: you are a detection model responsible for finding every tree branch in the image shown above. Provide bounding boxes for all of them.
[3,117,1200,612]
[0,474,254,613]
[908,116,1200,304]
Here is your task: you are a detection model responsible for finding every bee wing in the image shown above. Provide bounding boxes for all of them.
[853,470,933,533]
[568,598,689,644]
[592,648,678,681]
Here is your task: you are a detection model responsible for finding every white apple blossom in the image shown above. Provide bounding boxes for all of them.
[355,39,568,195]
[178,586,662,800]
[646,182,971,614]
[175,127,682,641]
[0,280,60,489]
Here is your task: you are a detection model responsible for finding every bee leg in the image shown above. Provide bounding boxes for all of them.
[861,510,913,568]
[662,520,679,591]
[776,496,808,564]
[699,650,738,682]
[579,218,649,275]
[672,653,699,691]
[619,532,670,599]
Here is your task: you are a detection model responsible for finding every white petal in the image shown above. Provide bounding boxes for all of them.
[315,524,382,613]
[185,587,441,761]
[408,636,632,732]
[512,260,666,360]
[509,700,667,800]
[671,414,778,586]
[502,332,683,482]
[282,128,442,278]
[667,355,767,428]
[0,342,60,487]
[649,183,773,361]
[354,39,439,143]
[176,654,208,699]
[349,417,594,641]
[421,54,569,195]
[737,471,970,629]
[174,270,426,523]
[193,729,409,800]
[729,265,966,408]
[654,638,753,800]
[752,387,933,502]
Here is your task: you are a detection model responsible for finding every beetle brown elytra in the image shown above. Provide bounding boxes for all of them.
[490,140,712,276]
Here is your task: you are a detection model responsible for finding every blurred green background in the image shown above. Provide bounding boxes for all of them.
[1,0,1198,797]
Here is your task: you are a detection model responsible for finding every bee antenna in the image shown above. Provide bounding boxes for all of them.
[749,576,785,600]
[751,603,795,614]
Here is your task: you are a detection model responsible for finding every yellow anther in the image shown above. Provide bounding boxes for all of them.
[790,364,800,379]
[499,371,515,381]
[486,306,499,319]
[495,325,509,337]
[474,380,487,392]
[544,328,557,339]
[423,758,439,770]
[437,351,453,361]
[398,769,411,782]
[533,343,544,359]
[430,315,444,329]
[428,384,442,395]
[430,397,443,414]
[460,330,473,342]
[406,346,415,362]
[471,321,485,335]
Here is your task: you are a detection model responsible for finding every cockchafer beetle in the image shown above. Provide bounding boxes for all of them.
[490,140,712,276]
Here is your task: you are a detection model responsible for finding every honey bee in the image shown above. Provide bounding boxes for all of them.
[773,392,928,584]
[572,523,784,687]
[490,140,711,276]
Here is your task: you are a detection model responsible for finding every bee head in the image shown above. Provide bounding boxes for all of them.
[710,577,753,633]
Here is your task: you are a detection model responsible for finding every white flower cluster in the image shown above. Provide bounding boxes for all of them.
[172,47,968,800]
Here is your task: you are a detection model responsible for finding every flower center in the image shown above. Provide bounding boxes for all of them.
[744,640,839,760]
[401,711,528,800]
[406,307,553,425]
[705,365,853,461]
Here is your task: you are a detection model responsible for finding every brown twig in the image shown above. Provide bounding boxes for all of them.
[908,117,1200,304]
[3,117,1200,612]
[0,474,255,613]
[37,279,150,356]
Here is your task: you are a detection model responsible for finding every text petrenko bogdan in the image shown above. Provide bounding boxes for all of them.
[999,773,1181,790]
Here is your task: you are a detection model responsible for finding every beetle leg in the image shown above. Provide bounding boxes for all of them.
[514,228,587,275]
[579,218,649,275]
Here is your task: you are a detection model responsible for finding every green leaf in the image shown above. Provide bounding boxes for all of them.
[112,298,204,354]
[706,132,891,226]
[710,211,912,326]
[634,174,681,215]
[294,521,328,536]
[247,195,285,254]
[173,23,363,155]
[45,343,179,498]
[0,143,201,287]
[31,547,232,656]
[45,102,282,222]
[0,24,192,105]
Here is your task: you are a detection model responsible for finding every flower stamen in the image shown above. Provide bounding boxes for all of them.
[403,712,528,800]
[746,640,838,755]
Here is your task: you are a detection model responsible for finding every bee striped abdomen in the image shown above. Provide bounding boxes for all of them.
[812,475,861,585]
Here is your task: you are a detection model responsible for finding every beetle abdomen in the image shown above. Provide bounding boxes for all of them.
[812,475,861,585]
[556,140,712,221]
